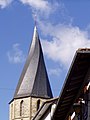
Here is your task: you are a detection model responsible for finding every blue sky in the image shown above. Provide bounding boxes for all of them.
[0,0,90,120]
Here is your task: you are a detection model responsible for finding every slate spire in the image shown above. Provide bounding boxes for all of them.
[14,26,53,99]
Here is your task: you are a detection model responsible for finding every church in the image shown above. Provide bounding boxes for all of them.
[9,25,57,120]
[9,25,90,120]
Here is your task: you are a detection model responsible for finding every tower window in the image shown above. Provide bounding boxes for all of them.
[37,99,40,111]
[20,100,24,116]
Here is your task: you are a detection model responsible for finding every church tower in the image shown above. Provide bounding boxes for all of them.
[9,26,53,120]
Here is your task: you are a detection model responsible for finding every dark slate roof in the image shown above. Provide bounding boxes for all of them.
[52,48,90,120]
[14,26,53,99]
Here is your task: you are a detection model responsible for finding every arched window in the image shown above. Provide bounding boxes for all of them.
[20,100,24,116]
[37,99,40,111]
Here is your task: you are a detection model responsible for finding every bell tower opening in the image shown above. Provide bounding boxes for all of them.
[20,100,24,116]
[37,99,40,111]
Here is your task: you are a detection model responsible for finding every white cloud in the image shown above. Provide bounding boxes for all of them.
[20,0,60,20]
[0,0,13,8]
[20,0,51,13]
[0,0,58,15]
[48,68,61,76]
[7,43,26,64]
[41,23,90,68]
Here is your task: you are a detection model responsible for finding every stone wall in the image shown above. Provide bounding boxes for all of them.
[9,97,30,120]
[9,97,47,120]
[31,97,47,119]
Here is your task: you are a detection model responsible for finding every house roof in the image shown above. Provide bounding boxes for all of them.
[32,98,58,120]
[52,48,90,120]
[14,26,53,99]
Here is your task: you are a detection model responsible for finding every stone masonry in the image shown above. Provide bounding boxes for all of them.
[9,97,47,120]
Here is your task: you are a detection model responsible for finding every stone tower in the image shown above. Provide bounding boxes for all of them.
[9,26,53,120]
